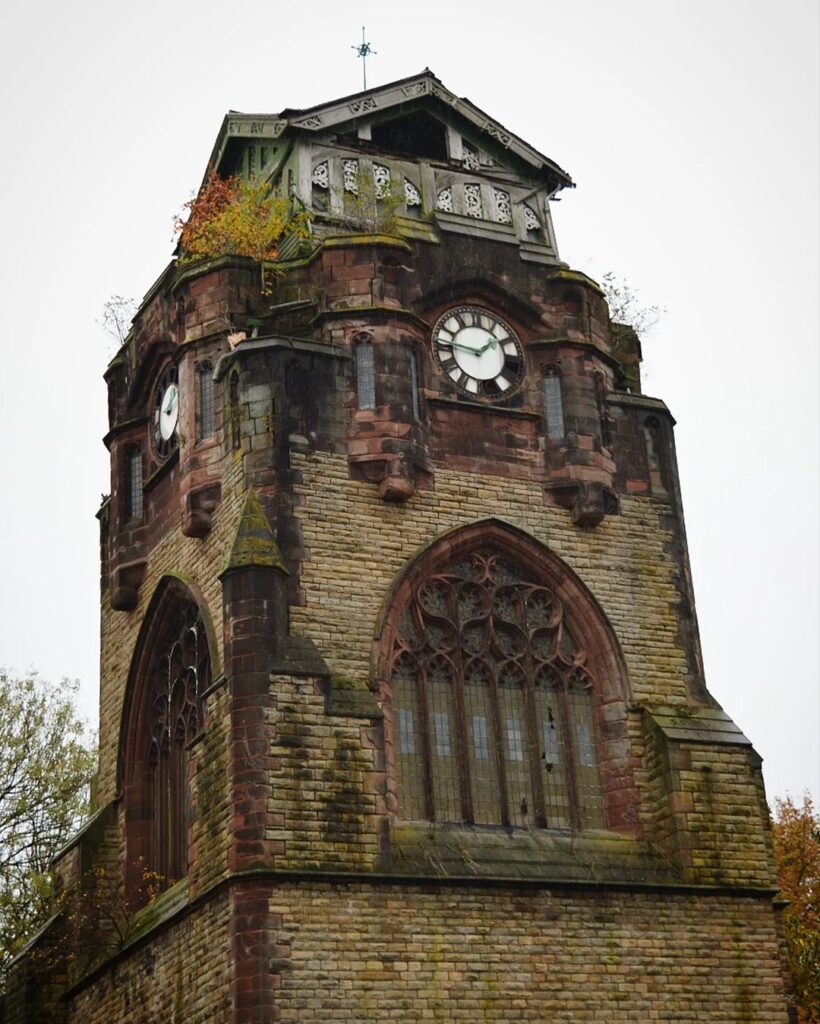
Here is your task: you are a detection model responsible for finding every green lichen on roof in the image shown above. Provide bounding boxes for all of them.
[224,487,287,573]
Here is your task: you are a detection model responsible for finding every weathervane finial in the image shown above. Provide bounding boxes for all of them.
[352,26,376,90]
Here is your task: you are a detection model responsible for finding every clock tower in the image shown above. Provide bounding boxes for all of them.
[8,71,792,1023]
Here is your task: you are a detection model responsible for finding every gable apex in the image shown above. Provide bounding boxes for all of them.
[208,70,572,192]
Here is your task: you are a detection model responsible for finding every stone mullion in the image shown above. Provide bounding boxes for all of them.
[521,591,548,829]
[559,675,583,832]
[415,654,436,822]
[449,582,474,824]
[486,608,512,828]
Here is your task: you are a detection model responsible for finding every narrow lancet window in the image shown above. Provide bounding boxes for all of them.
[229,371,241,449]
[410,350,421,420]
[544,368,565,440]
[356,339,376,410]
[125,446,143,521]
[197,362,214,442]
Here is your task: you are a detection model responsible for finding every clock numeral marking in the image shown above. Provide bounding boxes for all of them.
[440,355,459,374]
[455,371,471,390]
[437,328,453,344]
[495,373,512,391]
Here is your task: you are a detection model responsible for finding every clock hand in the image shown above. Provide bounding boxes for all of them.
[475,337,500,355]
[164,387,177,415]
[447,339,486,355]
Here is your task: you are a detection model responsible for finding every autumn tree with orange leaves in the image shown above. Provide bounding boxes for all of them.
[174,170,311,291]
[773,794,820,1022]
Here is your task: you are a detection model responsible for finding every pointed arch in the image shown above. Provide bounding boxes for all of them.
[119,576,216,902]
[374,520,636,834]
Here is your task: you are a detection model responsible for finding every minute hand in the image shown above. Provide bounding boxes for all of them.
[448,339,487,354]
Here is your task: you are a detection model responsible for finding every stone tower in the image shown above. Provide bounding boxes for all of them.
[8,71,792,1022]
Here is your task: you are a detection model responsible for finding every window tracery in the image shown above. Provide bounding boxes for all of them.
[148,601,209,882]
[121,584,212,901]
[389,549,604,830]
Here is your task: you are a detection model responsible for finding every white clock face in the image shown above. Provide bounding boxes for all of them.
[432,307,524,399]
[152,365,180,460]
[159,384,179,440]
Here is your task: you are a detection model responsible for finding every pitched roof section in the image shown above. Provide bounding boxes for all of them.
[222,487,287,574]
[206,69,572,192]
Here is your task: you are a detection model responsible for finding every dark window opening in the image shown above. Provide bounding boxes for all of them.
[371,111,448,161]
[197,362,215,442]
[410,350,421,420]
[125,447,143,521]
[229,371,241,449]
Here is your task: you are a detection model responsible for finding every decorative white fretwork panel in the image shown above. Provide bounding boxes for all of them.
[312,162,329,189]
[437,187,453,213]
[493,188,512,224]
[404,179,421,207]
[343,159,359,193]
[462,141,480,171]
[373,163,391,198]
[524,205,540,232]
[464,183,483,219]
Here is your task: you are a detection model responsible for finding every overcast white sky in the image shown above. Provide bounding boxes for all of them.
[0,0,817,805]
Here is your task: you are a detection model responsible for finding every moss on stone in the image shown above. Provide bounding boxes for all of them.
[222,487,287,573]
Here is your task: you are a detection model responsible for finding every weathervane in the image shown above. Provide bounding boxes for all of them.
[352,27,376,90]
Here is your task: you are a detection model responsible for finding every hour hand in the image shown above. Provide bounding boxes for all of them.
[475,336,500,355]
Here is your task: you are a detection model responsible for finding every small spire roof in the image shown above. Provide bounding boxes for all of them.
[223,488,287,573]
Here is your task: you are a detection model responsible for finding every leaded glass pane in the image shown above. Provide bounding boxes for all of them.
[535,673,571,829]
[197,363,214,441]
[391,547,604,831]
[498,665,531,826]
[126,448,143,521]
[356,342,375,410]
[427,657,461,821]
[464,661,502,823]
[149,600,209,882]
[410,350,420,420]
[392,656,425,820]
[544,372,565,439]
[568,671,605,827]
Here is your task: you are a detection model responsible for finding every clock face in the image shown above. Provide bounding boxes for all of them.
[152,364,179,460]
[432,307,525,399]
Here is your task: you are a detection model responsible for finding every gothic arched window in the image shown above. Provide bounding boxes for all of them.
[121,581,212,900]
[382,529,621,832]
